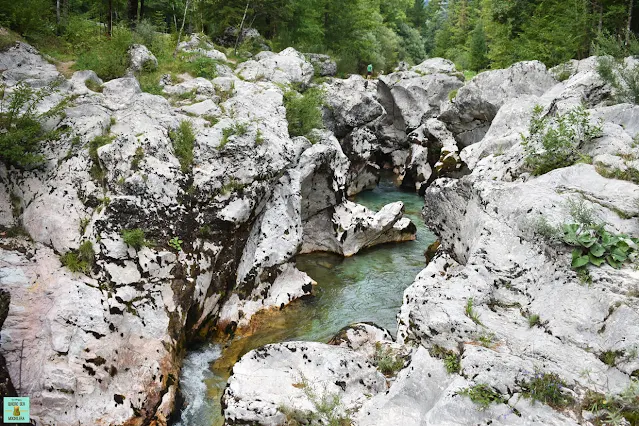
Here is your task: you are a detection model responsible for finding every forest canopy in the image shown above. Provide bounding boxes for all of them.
[0,0,637,74]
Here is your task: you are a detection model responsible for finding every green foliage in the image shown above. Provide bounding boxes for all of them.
[0,81,67,168]
[429,345,461,374]
[121,228,146,250]
[0,29,20,52]
[563,223,638,271]
[284,88,324,138]
[75,25,134,81]
[597,57,639,105]
[519,372,574,408]
[448,89,458,102]
[169,120,195,173]
[584,379,639,426]
[0,0,54,37]
[60,241,94,274]
[476,332,496,348]
[528,314,541,328]
[373,343,405,376]
[168,237,183,251]
[465,297,482,325]
[458,384,505,410]
[528,216,563,244]
[220,122,249,149]
[522,105,603,176]
[131,147,144,171]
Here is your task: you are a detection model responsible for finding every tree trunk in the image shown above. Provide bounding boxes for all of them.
[107,0,113,37]
[140,0,145,20]
[56,0,61,26]
[174,0,191,57]
[627,0,634,45]
[234,1,251,56]
[127,0,138,27]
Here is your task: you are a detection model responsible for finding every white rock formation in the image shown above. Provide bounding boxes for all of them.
[235,47,315,86]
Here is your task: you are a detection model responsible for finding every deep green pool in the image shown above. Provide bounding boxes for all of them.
[175,178,435,426]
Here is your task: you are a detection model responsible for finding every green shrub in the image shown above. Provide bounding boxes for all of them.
[563,223,638,271]
[1,0,54,37]
[591,30,639,59]
[219,122,248,149]
[279,375,351,426]
[0,81,67,168]
[0,29,20,52]
[284,88,325,138]
[75,25,133,81]
[528,314,541,328]
[584,379,639,425]
[519,372,573,408]
[187,56,218,79]
[121,228,146,250]
[85,79,103,93]
[169,120,195,172]
[458,384,505,410]
[597,57,639,105]
[60,241,94,274]
[522,105,603,176]
[448,89,458,101]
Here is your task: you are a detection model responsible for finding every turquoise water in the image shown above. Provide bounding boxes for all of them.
[176,177,435,426]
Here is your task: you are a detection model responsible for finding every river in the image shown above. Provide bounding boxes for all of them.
[175,176,435,426]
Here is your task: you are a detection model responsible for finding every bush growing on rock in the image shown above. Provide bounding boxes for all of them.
[121,228,146,250]
[522,105,602,176]
[76,25,134,81]
[169,120,195,172]
[457,384,505,410]
[518,371,574,409]
[284,87,325,138]
[563,223,638,270]
[373,343,405,377]
[597,57,639,105]
[0,81,67,168]
[60,241,95,274]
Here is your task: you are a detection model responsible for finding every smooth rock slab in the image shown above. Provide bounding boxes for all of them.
[222,341,387,425]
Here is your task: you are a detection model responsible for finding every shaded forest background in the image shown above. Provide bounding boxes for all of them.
[0,0,638,74]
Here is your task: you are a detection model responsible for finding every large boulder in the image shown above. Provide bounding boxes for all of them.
[305,53,337,77]
[127,44,158,73]
[177,33,228,61]
[235,47,314,86]
[439,61,557,147]
[0,289,16,399]
[377,58,464,137]
[222,342,387,425]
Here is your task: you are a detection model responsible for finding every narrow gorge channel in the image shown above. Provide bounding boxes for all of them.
[176,176,436,425]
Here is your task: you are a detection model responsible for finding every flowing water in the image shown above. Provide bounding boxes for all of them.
[175,177,436,426]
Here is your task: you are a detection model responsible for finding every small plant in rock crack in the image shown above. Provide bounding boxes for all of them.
[430,345,461,374]
[476,332,497,348]
[519,371,574,408]
[528,314,541,328]
[522,105,602,176]
[562,223,638,271]
[168,237,183,251]
[457,384,505,410]
[373,342,405,376]
[60,241,95,274]
[121,228,147,250]
[465,298,483,325]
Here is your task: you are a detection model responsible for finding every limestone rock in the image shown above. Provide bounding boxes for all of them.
[177,33,228,61]
[235,47,314,86]
[222,342,387,425]
[128,44,158,73]
[439,61,557,147]
[305,53,337,76]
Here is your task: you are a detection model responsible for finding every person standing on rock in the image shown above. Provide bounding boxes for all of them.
[367,63,373,79]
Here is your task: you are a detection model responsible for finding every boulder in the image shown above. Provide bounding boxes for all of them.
[377,59,464,135]
[305,53,337,77]
[300,200,417,257]
[222,342,387,425]
[439,61,557,147]
[235,47,314,86]
[177,33,228,61]
[127,44,158,73]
